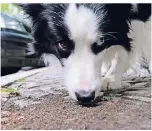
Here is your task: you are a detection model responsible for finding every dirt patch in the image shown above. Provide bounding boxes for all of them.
[1,91,151,130]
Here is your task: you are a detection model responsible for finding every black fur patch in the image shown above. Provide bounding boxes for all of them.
[131,4,151,22]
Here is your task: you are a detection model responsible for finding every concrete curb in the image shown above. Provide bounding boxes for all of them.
[1,67,48,87]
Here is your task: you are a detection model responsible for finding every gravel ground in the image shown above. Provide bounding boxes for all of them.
[1,91,151,130]
[1,62,151,130]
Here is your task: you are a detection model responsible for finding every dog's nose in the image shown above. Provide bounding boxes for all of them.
[75,90,95,104]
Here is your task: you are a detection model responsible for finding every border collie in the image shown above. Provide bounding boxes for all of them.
[19,4,151,105]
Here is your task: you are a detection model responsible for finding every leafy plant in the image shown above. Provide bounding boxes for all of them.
[1,87,20,96]
[1,3,21,15]
[16,78,25,82]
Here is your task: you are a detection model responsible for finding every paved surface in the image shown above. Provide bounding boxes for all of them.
[1,59,151,130]
[1,67,47,86]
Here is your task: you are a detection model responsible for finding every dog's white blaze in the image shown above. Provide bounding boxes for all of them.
[63,4,103,99]
[65,4,98,43]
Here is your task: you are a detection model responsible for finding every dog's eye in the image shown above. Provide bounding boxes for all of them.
[58,42,67,51]
[100,37,104,43]
[98,37,104,46]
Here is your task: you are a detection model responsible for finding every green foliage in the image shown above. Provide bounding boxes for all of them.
[1,3,21,14]
[16,78,25,82]
[1,87,20,96]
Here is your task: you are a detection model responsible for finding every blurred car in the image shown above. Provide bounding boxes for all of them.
[1,13,44,72]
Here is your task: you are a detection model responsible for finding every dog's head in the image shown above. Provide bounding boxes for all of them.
[19,4,136,104]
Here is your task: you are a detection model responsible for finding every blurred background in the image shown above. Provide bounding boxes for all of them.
[1,4,45,76]
[1,4,21,14]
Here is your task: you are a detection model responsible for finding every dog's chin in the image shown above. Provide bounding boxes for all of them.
[78,101,94,106]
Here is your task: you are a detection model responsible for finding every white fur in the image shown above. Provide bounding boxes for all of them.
[100,17,151,91]
[101,46,130,90]
[63,4,106,99]
[128,17,151,71]
[64,4,99,43]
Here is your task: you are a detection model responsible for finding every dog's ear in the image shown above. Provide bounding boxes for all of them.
[17,4,45,20]
[16,4,52,55]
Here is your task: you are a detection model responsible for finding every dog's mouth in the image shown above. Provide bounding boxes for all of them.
[77,96,103,107]
[78,101,94,106]
[78,102,98,107]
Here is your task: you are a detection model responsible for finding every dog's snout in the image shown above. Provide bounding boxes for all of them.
[75,90,95,104]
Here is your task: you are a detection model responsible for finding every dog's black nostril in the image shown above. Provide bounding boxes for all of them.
[75,90,95,104]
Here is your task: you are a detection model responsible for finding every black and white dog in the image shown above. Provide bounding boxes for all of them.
[19,4,151,104]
